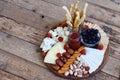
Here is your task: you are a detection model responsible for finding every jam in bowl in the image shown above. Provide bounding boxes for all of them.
[68,32,81,50]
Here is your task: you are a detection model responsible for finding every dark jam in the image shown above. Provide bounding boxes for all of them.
[68,32,81,50]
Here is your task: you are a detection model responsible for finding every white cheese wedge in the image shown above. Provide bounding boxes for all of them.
[80,47,105,73]
[44,42,66,64]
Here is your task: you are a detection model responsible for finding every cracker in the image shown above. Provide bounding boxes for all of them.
[61,67,70,71]
[67,58,76,62]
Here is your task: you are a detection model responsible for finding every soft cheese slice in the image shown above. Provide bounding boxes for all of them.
[80,47,105,73]
[44,42,66,64]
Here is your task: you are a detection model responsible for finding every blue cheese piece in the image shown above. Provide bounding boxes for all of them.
[40,38,56,52]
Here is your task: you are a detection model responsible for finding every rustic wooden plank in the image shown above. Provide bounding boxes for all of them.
[0,31,45,67]
[0,49,63,80]
[87,0,120,13]
[2,0,65,21]
[0,30,119,78]
[93,71,119,80]
[0,0,120,29]
[109,41,120,60]
[42,0,120,13]
[0,70,24,80]
[0,49,118,80]
[94,72,119,80]
[9,0,119,28]
[102,57,120,78]
[0,0,60,30]
[0,16,47,45]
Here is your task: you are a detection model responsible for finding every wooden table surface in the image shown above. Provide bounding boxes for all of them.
[0,0,120,80]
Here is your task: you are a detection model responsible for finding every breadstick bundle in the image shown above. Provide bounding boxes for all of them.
[62,0,88,32]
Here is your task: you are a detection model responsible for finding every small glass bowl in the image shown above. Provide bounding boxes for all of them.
[80,29,101,47]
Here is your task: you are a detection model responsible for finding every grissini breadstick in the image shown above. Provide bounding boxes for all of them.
[74,0,79,9]
[63,1,88,31]
[74,11,80,28]
[69,4,73,14]
[66,21,73,27]
[79,3,88,25]
[62,6,72,20]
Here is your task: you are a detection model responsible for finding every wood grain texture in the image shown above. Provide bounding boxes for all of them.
[1,0,120,30]
[0,49,118,80]
[42,0,120,13]
[87,0,120,13]
[0,16,47,45]
[0,70,24,80]
[1,0,120,28]
[0,0,60,30]
[0,31,45,67]
[0,49,63,80]
[102,57,120,78]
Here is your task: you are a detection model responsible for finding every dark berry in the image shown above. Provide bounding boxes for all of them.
[97,45,104,50]
[58,37,63,42]
[64,45,69,50]
[81,49,86,55]
[84,25,89,30]
[56,53,62,58]
[42,52,46,58]
[46,33,52,38]
[85,66,90,71]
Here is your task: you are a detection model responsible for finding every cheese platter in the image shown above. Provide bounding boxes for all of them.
[40,1,109,79]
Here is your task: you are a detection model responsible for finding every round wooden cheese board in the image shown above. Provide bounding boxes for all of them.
[41,21,110,79]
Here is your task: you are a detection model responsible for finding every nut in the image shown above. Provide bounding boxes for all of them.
[83,71,88,75]
[64,71,69,76]
[76,57,80,61]
[77,74,82,77]
[74,61,79,64]
[70,64,73,70]
[73,64,77,69]
[77,70,82,75]
[80,66,84,70]
[75,68,81,72]
[69,70,73,75]
[77,62,82,68]
[82,68,85,72]
[74,72,77,76]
